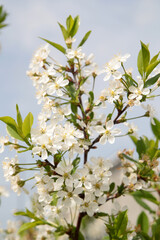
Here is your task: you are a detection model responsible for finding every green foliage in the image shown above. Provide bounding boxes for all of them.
[131,190,159,214]
[78,31,92,47]
[151,118,160,140]
[137,211,149,233]
[144,73,160,88]
[137,41,160,80]
[152,217,160,240]
[0,5,8,29]
[40,37,66,54]
[0,105,33,145]
[130,134,159,160]
[106,210,129,239]
[137,41,150,78]
[22,112,33,138]
[40,15,91,54]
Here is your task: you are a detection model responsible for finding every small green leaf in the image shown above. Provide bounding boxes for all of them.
[137,211,149,233]
[0,116,17,130]
[150,52,160,64]
[151,118,160,139]
[137,41,150,77]
[132,190,159,205]
[146,60,160,78]
[136,137,146,158]
[18,221,42,234]
[152,218,160,240]
[16,104,23,130]
[40,37,66,54]
[144,73,160,88]
[130,135,138,145]
[66,15,74,32]
[115,210,128,237]
[109,182,115,193]
[7,125,24,141]
[69,15,80,37]
[58,22,68,41]
[133,196,155,214]
[122,153,139,165]
[78,31,91,47]
[71,103,77,114]
[22,112,33,138]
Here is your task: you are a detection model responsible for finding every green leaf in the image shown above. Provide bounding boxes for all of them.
[137,41,150,77]
[78,31,91,47]
[58,22,68,41]
[102,236,110,240]
[146,60,160,78]
[95,212,109,218]
[144,73,160,88]
[137,211,149,233]
[40,37,66,54]
[132,190,159,205]
[66,15,74,32]
[122,153,139,165]
[130,135,138,145]
[109,182,115,193]
[71,103,78,114]
[69,15,80,37]
[136,137,146,158]
[0,5,8,29]
[7,125,24,141]
[150,52,160,64]
[133,196,155,214]
[18,221,43,234]
[15,208,39,221]
[0,116,17,130]
[152,218,160,240]
[151,118,160,139]
[115,210,128,237]
[16,104,23,130]
[22,112,33,138]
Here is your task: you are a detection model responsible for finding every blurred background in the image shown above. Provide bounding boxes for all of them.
[0,0,160,227]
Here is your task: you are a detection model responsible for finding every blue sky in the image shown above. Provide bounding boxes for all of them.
[1,0,160,226]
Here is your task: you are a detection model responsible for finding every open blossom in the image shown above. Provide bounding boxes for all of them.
[29,44,50,73]
[0,136,9,153]
[104,59,122,81]
[96,120,121,144]
[46,75,69,96]
[66,47,85,59]
[114,53,131,63]
[128,80,150,104]
[142,104,156,124]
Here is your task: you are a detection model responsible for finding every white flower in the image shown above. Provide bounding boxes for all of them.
[46,75,69,96]
[129,80,150,104]
[57,184,83,207]
[142,104,156,124]
[114,53,131,63]
[29,44,50,73]
[124,122,138,136]
[96,120,121,144]
[104,59,122,81]
[55,161,73,187]
[66,47,85,60]
[0,136,9,153]
[80,193,99,217]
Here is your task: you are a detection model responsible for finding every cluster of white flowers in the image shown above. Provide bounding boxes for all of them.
[2,156,22,195]
[121,158,150,191]
[34,157,112,219]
